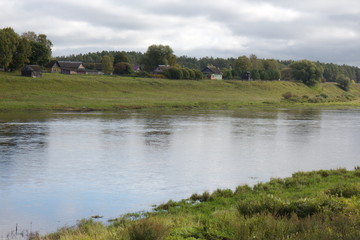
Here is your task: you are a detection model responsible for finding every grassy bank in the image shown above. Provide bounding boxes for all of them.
[1,72,360,111]
[31,168,360,239]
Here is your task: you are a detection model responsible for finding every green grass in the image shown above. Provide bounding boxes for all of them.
[31,168,360,240]
[2,72,360,111]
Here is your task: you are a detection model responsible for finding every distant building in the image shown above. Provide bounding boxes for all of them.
[132,64,142,73]
[153,65,170,74]
[242,71,251,81]
[58,61,86,74]
[201,66,223,80]
[46,60,61,73]
[21,65,42,78]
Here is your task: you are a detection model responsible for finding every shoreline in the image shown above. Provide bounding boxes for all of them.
[23,167,360,239]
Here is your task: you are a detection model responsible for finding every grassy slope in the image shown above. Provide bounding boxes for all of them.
[37,168,360,240]
[1,72,360,111]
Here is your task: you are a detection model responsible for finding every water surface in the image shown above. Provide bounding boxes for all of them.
[0,109,359,237]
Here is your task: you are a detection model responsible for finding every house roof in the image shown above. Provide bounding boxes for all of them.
[46,60,60,68]
[154,65,171,72]
[202,66,222,74]
[23,65,42,72]
[58,61,84,69]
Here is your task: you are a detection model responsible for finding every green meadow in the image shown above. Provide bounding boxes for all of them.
[1,72,360,111]
[31,168,360,240]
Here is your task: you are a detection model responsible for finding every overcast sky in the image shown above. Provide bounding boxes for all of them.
[1,0,360,66]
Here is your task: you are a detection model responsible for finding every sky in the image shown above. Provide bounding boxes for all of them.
[1,0,360,66]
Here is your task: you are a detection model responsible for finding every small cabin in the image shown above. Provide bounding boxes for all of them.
[153,65,170,74]
[46,60,61,73]
[242,71,251,81]
[201,66,223,80]
[58,61,86,75]
[132,64,142,73]
[21,65,42,78]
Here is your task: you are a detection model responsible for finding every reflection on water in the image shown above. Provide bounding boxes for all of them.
[0,109,360,237]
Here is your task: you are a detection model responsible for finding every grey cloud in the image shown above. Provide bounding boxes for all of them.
[1,0,360,66]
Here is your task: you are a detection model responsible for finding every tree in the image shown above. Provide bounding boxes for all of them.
[8,37,31,70]
[22,32,52,66]
[142,44,176,72]
[114,62,133,75]
[336,74,351,91]
[290,60,323,86]
[102,55,114,74]
[113,52,130,65]
[0,27,19,69]
[233,56,250,78]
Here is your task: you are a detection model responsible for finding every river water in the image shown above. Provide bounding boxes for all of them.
[0,109,359,237]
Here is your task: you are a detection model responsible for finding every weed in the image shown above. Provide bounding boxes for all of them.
[326,183,360,198]
[127,218,168,240]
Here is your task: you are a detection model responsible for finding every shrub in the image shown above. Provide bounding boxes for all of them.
[164,67,183,79]
[148,74,166,79]
[237,195,286,216]
[282,92,293,100]
[154,200,178,211]
[114,62,134,75]
[190,192,210,202]
[181,68,190,79]
[194,70,204,80]
[234,185,252,195]
[284,199,321,218]
[210,189,234,200]
[336,74,351,91]
[326,183,360,198]
[127,218,169,240]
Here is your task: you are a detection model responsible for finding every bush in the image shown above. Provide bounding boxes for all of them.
[282,92,293,100]
[114,62,134,75]
[210,189,234,199]
[127,218,168,240]
[190,192,210,202]
[181,68,190,79]
[154,200,178,211]
[194,70,204,80]
[237,195,286,216]
[326,183,360,198]
[235,185,252,195]
[164,67,183,79]
[336,74,351,91]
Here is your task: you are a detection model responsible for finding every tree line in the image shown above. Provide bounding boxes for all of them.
[56,45,360,84]
[0,27,52,71]
[1,27,359,89]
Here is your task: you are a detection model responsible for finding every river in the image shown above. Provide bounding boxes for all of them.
[0,109,359,238]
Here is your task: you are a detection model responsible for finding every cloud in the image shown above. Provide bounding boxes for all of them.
[0,0,360,66]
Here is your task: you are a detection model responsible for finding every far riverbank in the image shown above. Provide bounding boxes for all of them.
[1,72,360,111]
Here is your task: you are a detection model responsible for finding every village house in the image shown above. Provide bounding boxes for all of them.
[153,65,170,74]
[46,60,61,73]
[58,61,86,74]
[132,64,142,73]
[21,65,42,78]
[201,66,223,80]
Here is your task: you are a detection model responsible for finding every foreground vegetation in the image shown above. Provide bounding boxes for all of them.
[29,167,360,239]
[2,72,360,111]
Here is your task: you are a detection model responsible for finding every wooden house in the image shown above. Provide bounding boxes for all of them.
[58,61,86,74]
[46,60,61,73]
[201,66,223,80]
[132,64,142,73]
[21,65,42,78]
[153,65,170,74]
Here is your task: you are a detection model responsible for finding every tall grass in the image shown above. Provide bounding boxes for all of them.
[34,168,360,240]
